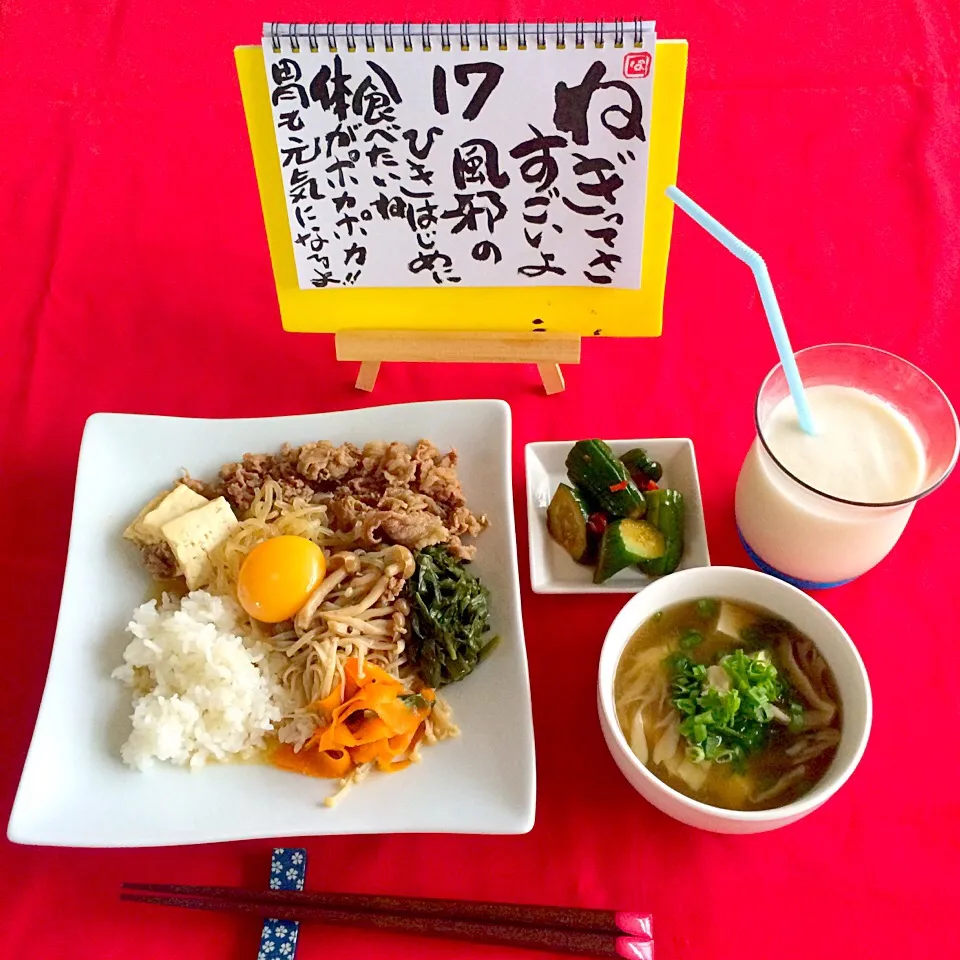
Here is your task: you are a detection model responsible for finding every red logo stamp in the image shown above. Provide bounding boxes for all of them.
[622,51,652,79]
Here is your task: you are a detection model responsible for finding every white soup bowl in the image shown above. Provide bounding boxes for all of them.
[597,566,872,834]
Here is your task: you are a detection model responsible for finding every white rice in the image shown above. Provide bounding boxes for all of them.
[112,591,282,771]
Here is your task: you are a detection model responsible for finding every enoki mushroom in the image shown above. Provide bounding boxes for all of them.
[268,544,417,727]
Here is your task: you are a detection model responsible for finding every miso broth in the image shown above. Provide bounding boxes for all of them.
[614,598,842,811]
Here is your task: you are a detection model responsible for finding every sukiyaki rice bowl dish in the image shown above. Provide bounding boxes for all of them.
[8,403,534,848]
[597,566,871,834]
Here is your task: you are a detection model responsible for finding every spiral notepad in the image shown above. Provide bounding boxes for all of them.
[261,21,657,291]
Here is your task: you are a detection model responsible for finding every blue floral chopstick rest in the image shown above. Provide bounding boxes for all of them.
[258,847,307,960]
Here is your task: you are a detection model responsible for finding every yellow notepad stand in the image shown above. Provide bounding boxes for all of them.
[234,40,687,393]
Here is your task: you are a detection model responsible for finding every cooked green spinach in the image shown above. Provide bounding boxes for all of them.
[406,546,499,688]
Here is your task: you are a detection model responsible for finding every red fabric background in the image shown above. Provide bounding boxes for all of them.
[2,2,959,958]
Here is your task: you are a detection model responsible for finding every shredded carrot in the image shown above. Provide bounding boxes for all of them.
[270,658,435,780]
[272,742,352,778]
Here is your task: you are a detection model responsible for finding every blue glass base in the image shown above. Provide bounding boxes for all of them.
[737,529,855,591]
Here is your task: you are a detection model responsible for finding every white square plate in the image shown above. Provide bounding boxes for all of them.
[526,439,710,594]
[9,400,535,847]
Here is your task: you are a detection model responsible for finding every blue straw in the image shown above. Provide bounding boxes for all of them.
[665,185,816,435]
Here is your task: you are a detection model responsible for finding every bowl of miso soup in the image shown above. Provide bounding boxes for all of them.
[598,566,871,833]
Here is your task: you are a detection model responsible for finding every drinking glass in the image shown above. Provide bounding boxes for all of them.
[735,343,959,588]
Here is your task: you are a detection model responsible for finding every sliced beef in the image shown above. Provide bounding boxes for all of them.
[178,474,217,499]
[140,541,178,580]
[211,438,487,554]
[297,441,361,482]
[218,447,313,515]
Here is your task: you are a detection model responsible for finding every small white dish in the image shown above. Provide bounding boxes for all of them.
[8,400,535,847]
[525,439,710,594]
[597,566,872,834]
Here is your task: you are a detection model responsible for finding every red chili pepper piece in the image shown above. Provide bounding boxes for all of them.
[609,480,629,492]
[587,512,608,537]
[644,480,658,491]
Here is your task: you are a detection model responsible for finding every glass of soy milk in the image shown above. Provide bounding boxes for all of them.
[736,343,958,588]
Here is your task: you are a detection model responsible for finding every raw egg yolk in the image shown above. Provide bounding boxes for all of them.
[237,536,326,623]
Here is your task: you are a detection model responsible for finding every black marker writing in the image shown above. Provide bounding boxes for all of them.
[554,61,646,146]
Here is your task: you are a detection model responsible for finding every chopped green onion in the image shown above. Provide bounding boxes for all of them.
[669,652,693,672]
[669,644,787,764]
[398,693,430,711]
[789,701,805,732]
[686,745,706,763]
[696,598,718,619]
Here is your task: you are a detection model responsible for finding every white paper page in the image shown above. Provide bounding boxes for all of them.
[262,23,656,290]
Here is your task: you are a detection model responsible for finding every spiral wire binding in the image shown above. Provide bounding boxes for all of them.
[264,20,650,54]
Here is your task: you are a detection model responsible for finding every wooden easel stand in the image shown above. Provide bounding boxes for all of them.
[335,330,581,395]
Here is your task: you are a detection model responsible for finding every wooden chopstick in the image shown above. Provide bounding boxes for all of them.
[120,883,651,937]
[120,886,653,959]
